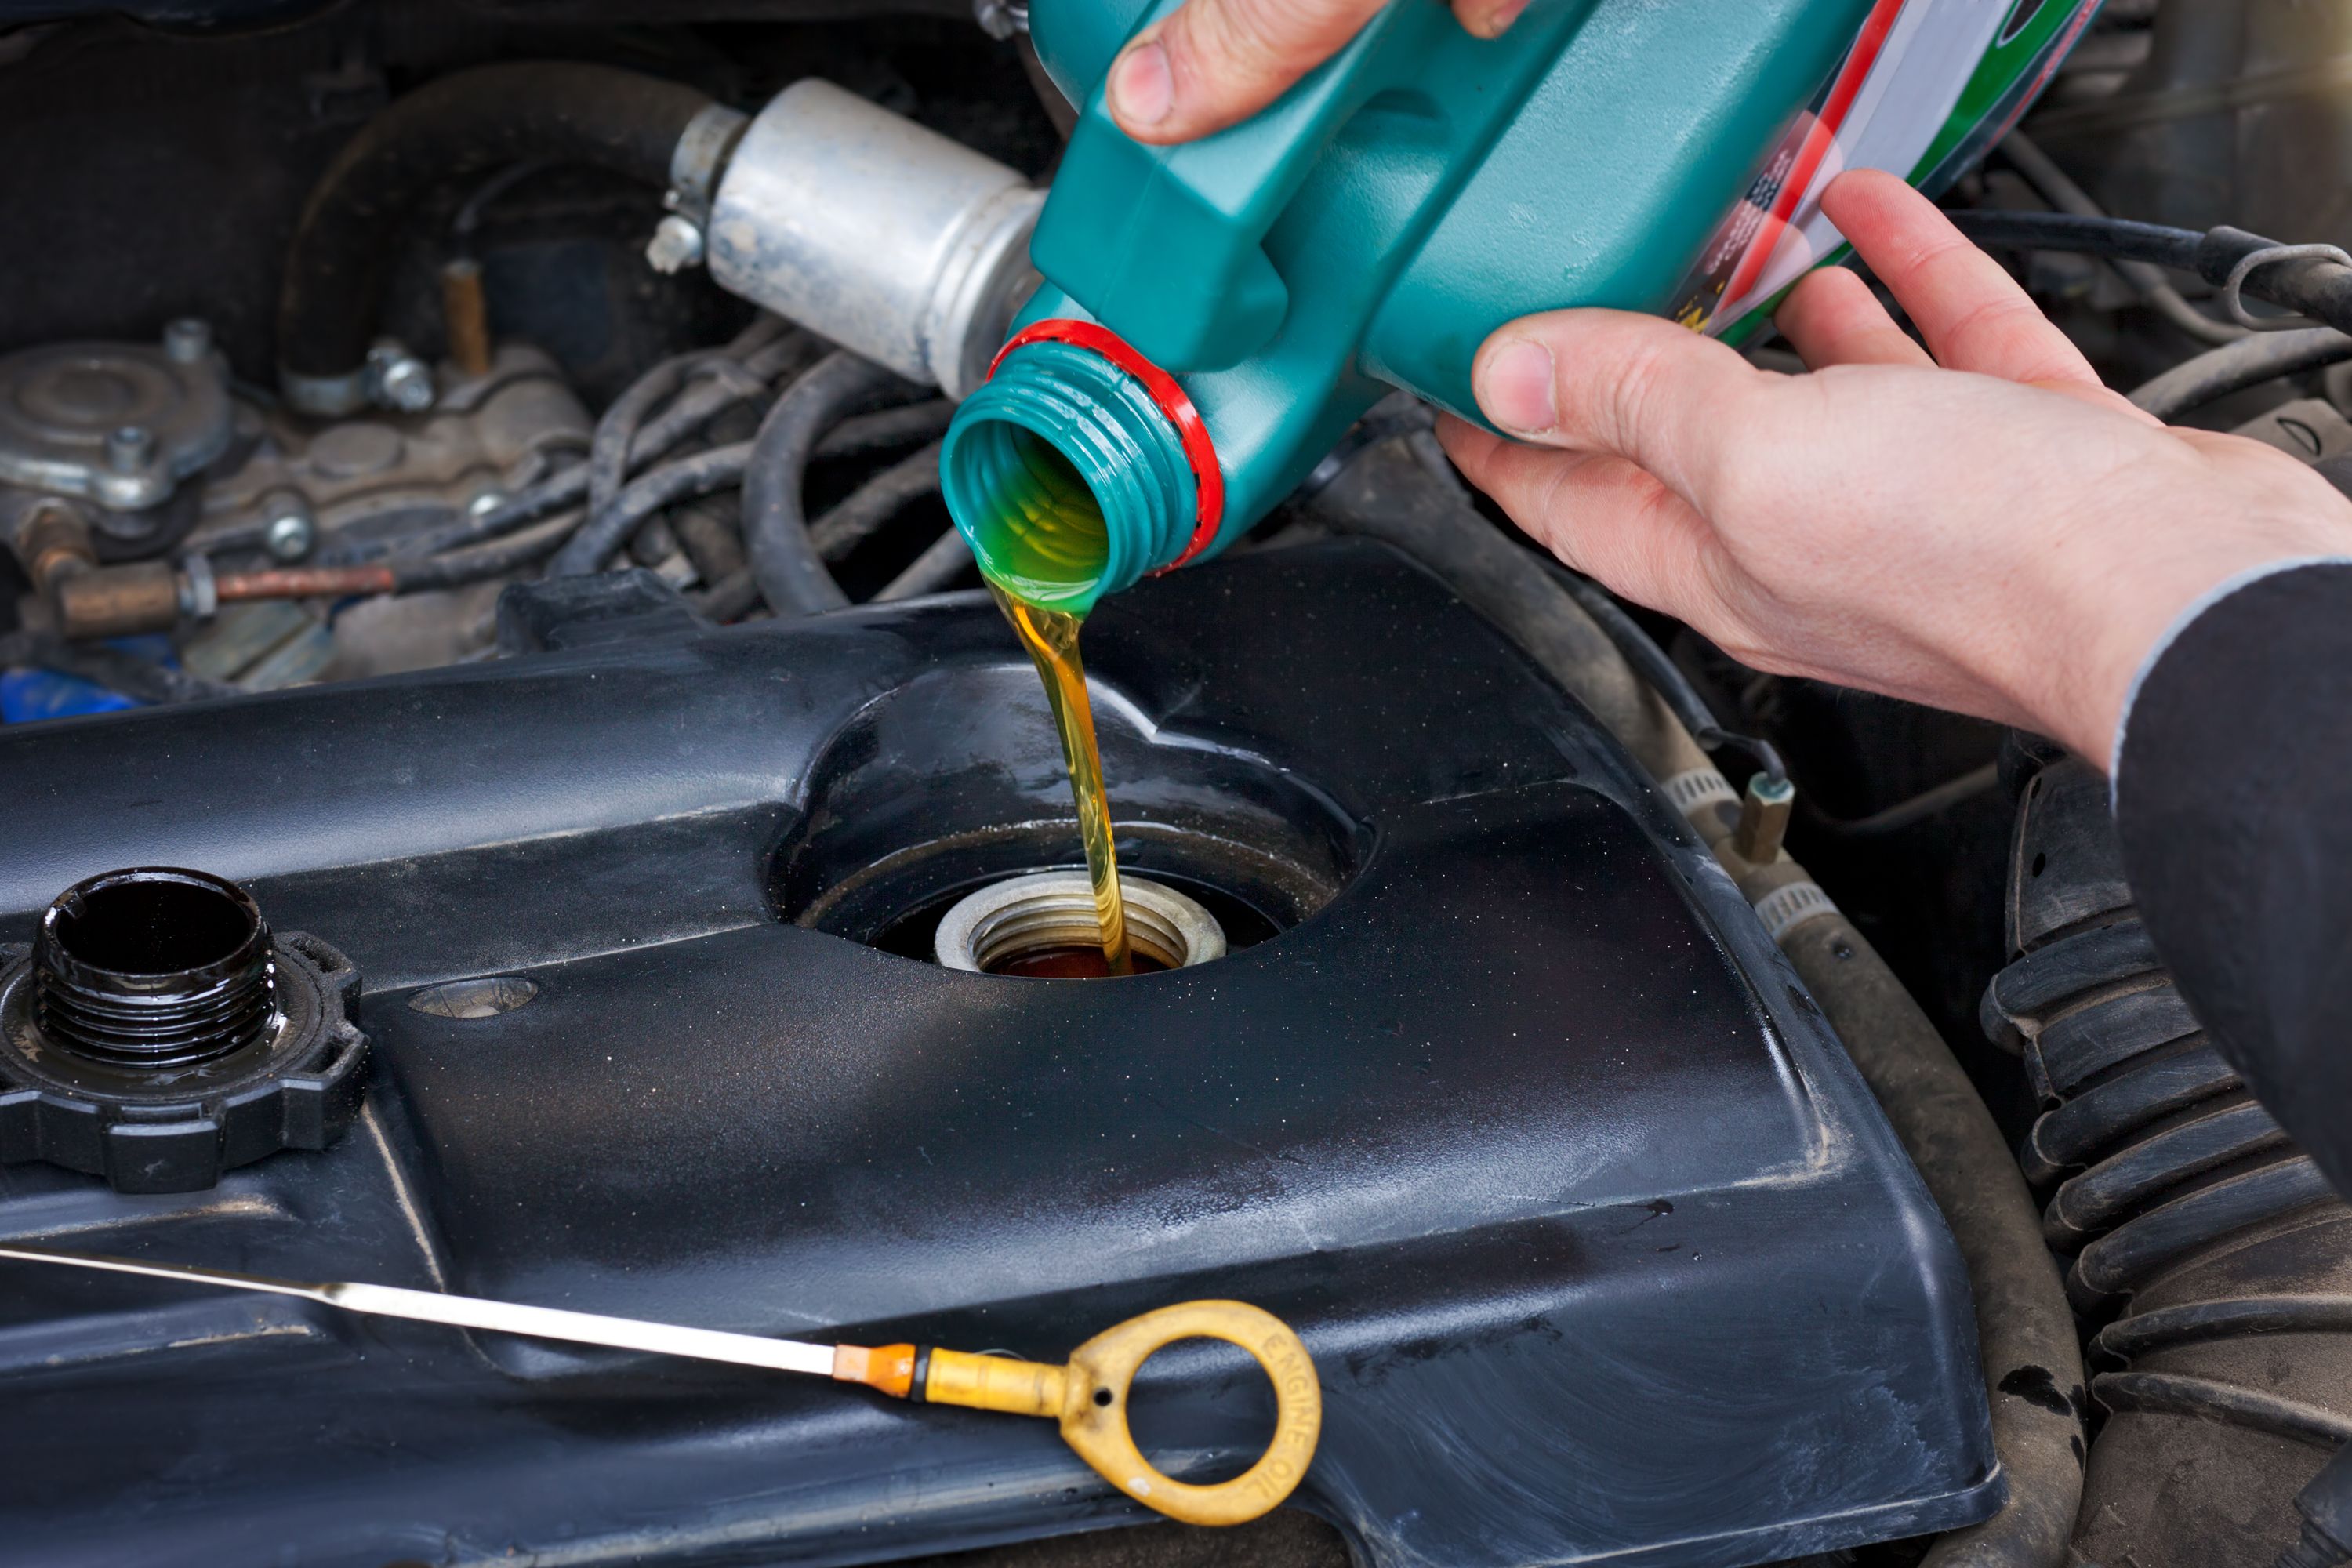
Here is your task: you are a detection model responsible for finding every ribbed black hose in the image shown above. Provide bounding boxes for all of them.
[742,351,920,616]
[278,62,713,385]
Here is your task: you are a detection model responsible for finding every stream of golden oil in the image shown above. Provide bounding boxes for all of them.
[988,584,1131,975]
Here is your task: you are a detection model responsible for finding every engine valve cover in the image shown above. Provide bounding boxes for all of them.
[0,542,1995,1568]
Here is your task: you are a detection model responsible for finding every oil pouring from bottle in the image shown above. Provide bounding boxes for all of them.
[988,584,1131,976]
[942,321,1226,977]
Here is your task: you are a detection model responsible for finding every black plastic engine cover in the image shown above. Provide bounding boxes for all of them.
[0,541,1995,1567]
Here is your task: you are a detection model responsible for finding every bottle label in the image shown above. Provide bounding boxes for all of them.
[1668,0,2101,340]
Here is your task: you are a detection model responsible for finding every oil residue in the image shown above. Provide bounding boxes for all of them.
[989,584,1132,975]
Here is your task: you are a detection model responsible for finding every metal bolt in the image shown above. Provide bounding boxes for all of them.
[260,490,317,562]
[973,0,1029,38]
[162,318,212,364]
[1732,772,1797,865]
[105,425,155,474]
[366,341,437,414]
[644,214,706,275]
[378,357,435,413]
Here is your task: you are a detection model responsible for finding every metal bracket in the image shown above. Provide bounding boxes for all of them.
[2221,242,2352,332]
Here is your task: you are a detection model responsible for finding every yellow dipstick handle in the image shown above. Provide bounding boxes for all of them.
[833,1301,1321,1527]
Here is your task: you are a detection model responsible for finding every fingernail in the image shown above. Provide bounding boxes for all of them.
[1480,339,1557,434]
[1467,0,1531,38]
[1109,40,1174,126]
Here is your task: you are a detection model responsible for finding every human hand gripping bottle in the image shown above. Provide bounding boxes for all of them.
[942,0,2101,615]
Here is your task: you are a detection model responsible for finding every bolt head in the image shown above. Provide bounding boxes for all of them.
[261,493,317,561]
[376,355,436,414]
[645,215,706,275]
[162,318,212,364]
[104,424,155,474]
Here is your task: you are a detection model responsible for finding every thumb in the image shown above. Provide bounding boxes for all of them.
[1108,0,1530,145]
[1470,309,1767,515]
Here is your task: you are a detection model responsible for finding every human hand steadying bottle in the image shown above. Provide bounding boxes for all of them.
[1104,1,2352,767]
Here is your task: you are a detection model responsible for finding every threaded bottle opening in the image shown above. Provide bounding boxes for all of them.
[33,867,277,1069]
[942,339,1196,614]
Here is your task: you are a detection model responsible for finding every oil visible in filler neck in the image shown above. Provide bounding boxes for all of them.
[989,585,1133,976]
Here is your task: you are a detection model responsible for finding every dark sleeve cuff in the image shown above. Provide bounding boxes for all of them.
[2114,558,2352,1200]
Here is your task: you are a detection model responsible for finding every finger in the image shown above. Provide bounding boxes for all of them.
[1106,0,1386,144]
[1820,169,2103,389]
[1452,0,1534,40]
[1774,266,1934,370]
[1468,308,1769,514]
[1105,0,1526,144]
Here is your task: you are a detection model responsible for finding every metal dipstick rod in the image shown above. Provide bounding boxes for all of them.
[0,1243,1319,1528]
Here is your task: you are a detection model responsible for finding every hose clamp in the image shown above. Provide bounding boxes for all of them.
[1753,880,1838,945]
[2220,242,2352,332]
[668,103,751,224]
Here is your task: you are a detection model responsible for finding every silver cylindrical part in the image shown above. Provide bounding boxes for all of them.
[707,78,1044,399]
[934,873,1226,975]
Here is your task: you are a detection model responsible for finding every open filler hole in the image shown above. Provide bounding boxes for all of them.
[934,872,1225,978]
[54,872,259,976]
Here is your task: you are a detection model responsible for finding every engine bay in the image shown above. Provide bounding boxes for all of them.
[1,2,2349,1566]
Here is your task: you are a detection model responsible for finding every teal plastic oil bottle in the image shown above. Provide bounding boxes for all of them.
[943,0,2098,614]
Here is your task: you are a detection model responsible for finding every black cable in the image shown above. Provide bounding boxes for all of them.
[584,350,732,528]
[1534,558,1787,789]
[390,511,582,593]
[1947,209,2205,274]
[808,441,945,561]
[584,317,790,528]
[813,401,956,460]
[376,326,800,570]
[742,350,922,616]
[873,529,975,602]
[547,444,754,579]
[1947,209,2352,339]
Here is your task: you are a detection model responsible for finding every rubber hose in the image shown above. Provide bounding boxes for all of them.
[548,443,753,578]
[1780,916,2085,1568]
[1997,133,2243,347]
[394,512,581,593]
[815,401,956,460]
[1312,440,2083,1568]
[742,351,919,616]
[587,353,735,526]
[278,62,713,387]
[1946,209,2352,339]
[808,441,945,560]
[2129,328,2352,421]
[586,317,789,524]
[873,529,973,601]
